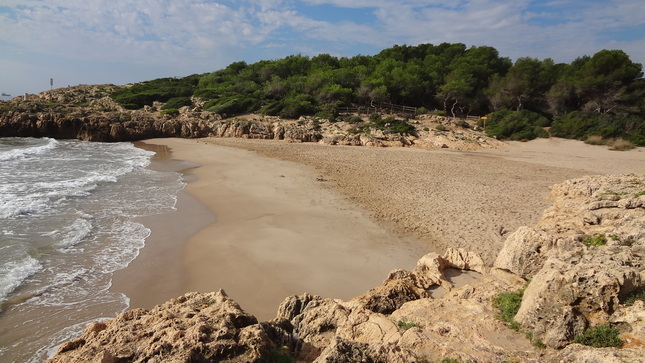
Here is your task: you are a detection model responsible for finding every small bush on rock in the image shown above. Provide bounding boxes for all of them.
[581,234,607,247]
[397,320,420,330]
[572,324,622,348]
[623,287,645,306]
[493,288,524,330]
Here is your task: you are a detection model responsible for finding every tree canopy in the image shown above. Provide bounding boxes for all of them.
[111,44,645,145]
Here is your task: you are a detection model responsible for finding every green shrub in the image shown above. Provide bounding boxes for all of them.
[388,119,416,134]
[111,75,200,109]
[436,124,447,131]
[344,115,363,124]
[205,97,257,116]
[269,346,294,363]
[573,324,622,348]
[416,107,430,115]
[160,108,179,116]
[454,119,469,128]
[483,109,550,140]
[582,234,607,247]
[369,112,381,122]
[161,96,192,110]
[493,288,524,330]
[551,111,645,144]
[315,111,336,122]
[623,287,645,306]
[397,320,420,330]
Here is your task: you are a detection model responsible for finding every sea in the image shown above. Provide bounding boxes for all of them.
[0,137,185,362]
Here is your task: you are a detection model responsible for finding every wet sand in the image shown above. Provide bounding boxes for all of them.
[113,137,645,321]
[115,139,428,320]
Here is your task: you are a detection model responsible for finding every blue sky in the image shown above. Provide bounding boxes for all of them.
[1,0,644,97]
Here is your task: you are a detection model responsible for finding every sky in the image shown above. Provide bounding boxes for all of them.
[1,0,644,97]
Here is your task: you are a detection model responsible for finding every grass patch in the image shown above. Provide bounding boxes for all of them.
[493,288,524,330]
[581,233,607,247]
[269,346,294,363]
[160,108,180,116]
[572,324,622,348]
[584,135,605,145]
[608,138,636,151]
[397,320,420,330]
[635,191,645,197]
[623,287,645,306]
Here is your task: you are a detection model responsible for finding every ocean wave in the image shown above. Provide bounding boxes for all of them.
[93,221,150,273]
[0,197,51,219]
[0,138,58,162]
[55,217,94,250]
[0,256,42,305]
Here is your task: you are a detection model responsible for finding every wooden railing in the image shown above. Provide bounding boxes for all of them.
[338,103,417,116]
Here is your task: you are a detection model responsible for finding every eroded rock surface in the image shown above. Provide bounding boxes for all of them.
[48,290,294,363]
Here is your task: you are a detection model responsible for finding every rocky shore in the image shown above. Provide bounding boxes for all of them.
[0,85,503,150]
[4,85,644,361]
[48,173,645,362]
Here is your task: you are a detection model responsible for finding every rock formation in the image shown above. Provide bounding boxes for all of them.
[45,170,644,361]
[0,85,504,150]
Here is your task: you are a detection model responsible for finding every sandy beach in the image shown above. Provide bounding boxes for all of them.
[112,137,645,321]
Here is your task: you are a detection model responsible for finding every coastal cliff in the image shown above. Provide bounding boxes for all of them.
[0,85,503,150]
[48,173,645,362]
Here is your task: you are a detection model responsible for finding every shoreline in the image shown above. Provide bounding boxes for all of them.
[111,137,645,320]
[113,139,429,320]
[110,142,215,310]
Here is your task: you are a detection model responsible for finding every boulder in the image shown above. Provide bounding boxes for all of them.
[48,290,293,363]
[493,226,555,278]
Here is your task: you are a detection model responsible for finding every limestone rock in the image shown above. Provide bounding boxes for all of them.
[443,247,486,274]
[515,246,644,348]
[609,300,645,348]
[493,226,555,278]
[48,290,293,363]
[351,251,482,314]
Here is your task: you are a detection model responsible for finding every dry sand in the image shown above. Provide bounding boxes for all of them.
[112,137,645,321]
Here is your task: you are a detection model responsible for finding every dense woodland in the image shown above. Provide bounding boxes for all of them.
[110,43,645,145]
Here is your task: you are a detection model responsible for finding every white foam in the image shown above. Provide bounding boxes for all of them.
[93,221,150,273]
[0,256,42,304]
[56,217,94,250]
[0,138,58,162]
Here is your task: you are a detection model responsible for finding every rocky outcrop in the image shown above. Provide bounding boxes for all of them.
[48,173,645,362]
[495,173,645,349]
[1,85,503,149]
[48,290,294,363]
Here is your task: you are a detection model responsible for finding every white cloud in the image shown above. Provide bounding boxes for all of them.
[1,0,644,95]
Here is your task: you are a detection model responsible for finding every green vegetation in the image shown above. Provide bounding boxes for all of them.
[111,75,200,109]
[493,288,524,330]
[269,346,294,363]
[572,325,623,348]
[397,320,420,330]
[107,44,644,144]
[581,234,608,247]
[482,109,549,140]
[525,332,546,349]
[623,287,645,306]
